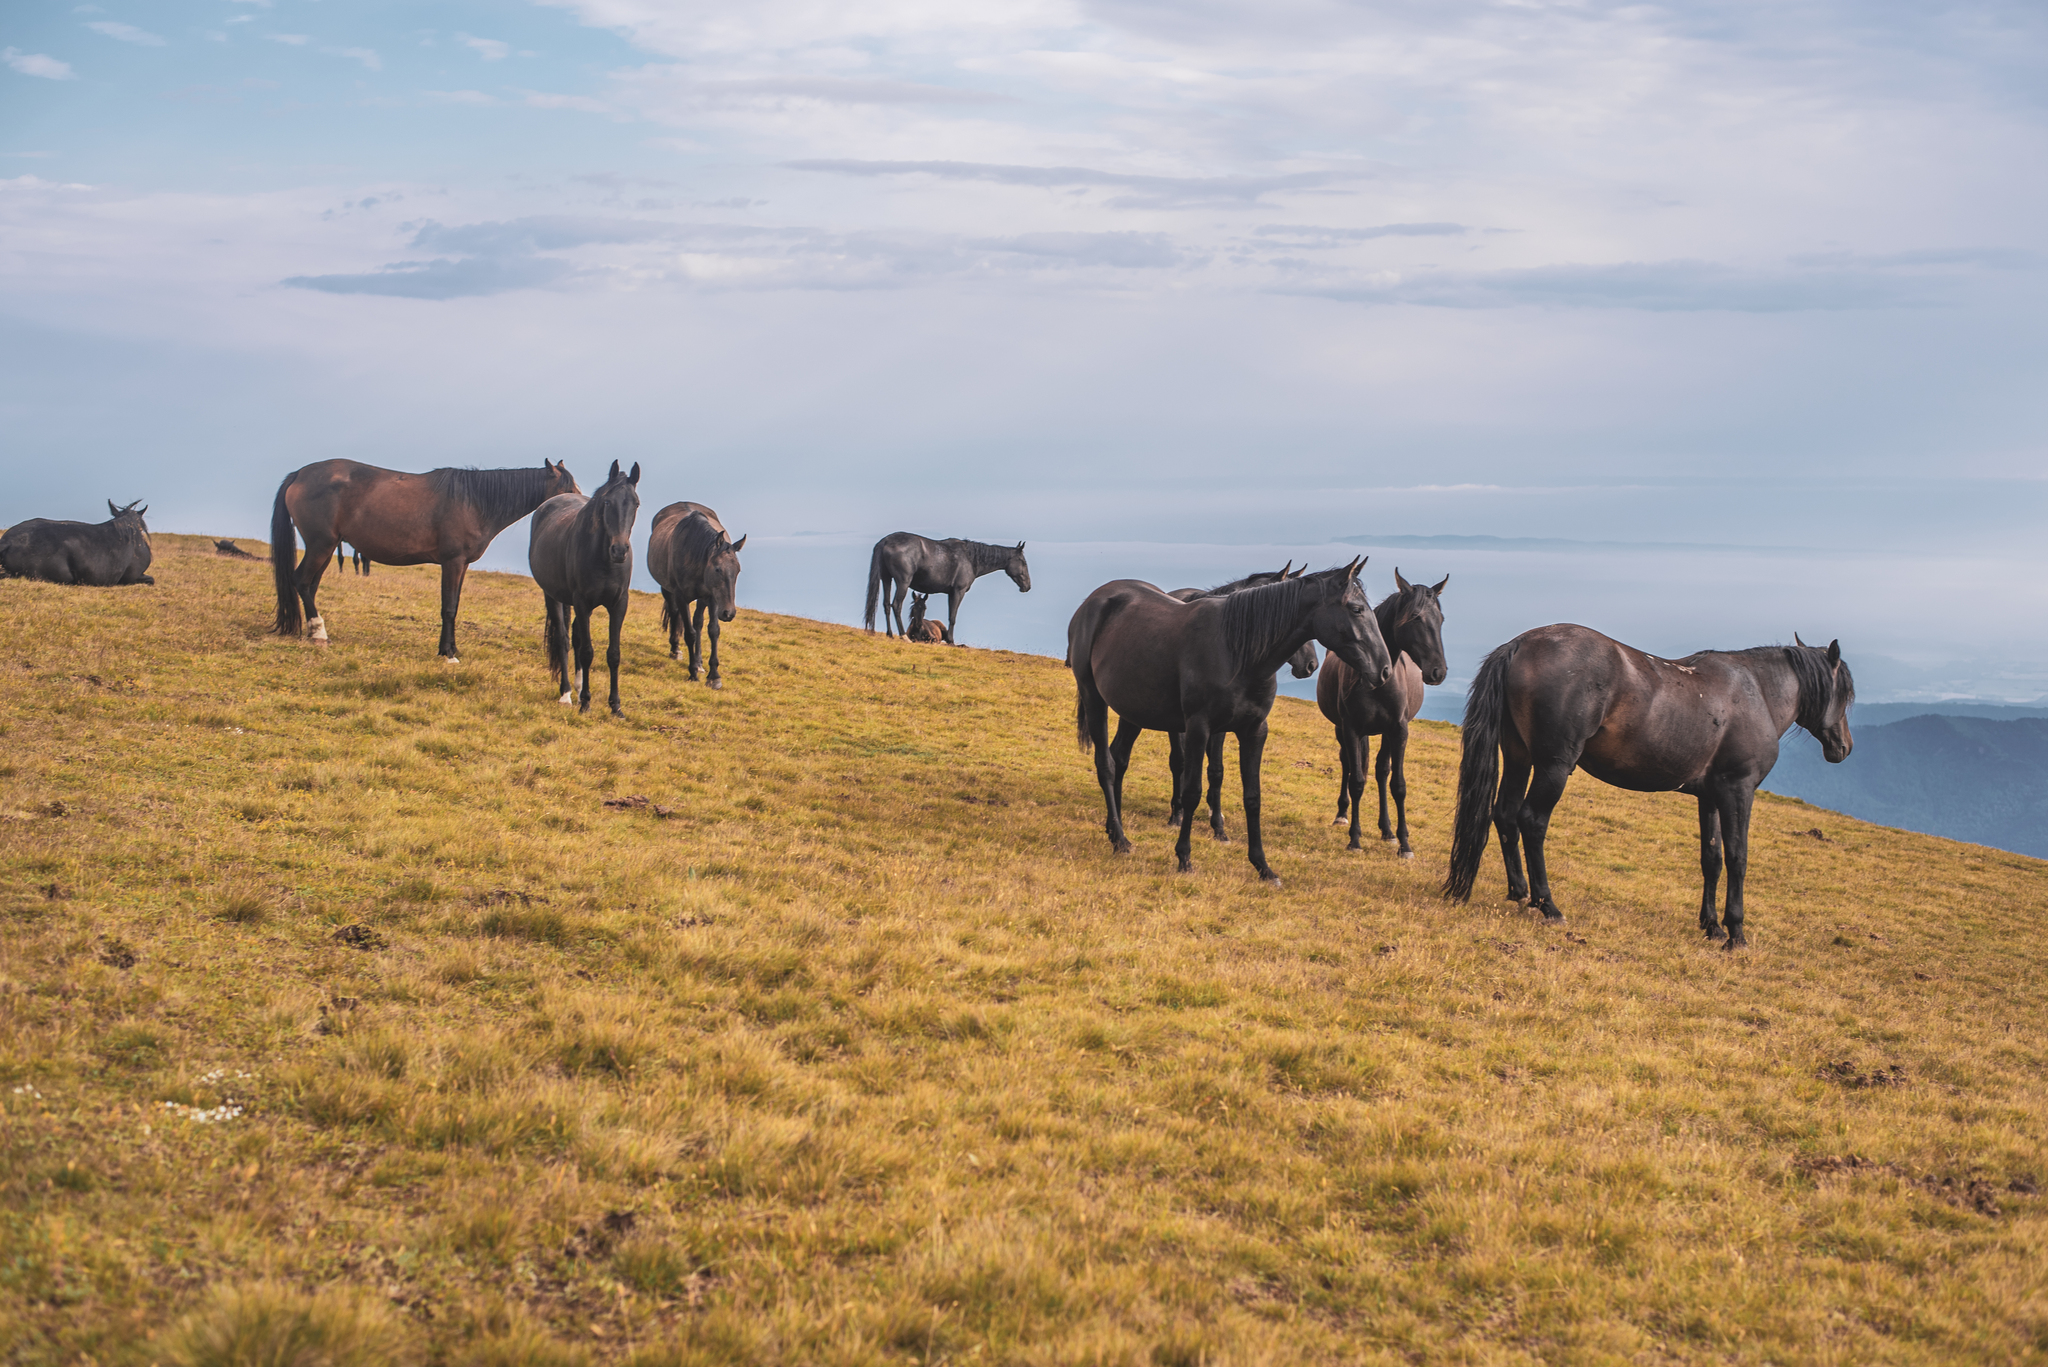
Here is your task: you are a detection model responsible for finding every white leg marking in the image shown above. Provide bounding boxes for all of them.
[560,691,575,705]
[307,615,328,644]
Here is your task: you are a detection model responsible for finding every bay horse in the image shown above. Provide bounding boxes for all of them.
[1319,569,1450,857]
[1163,563,1318,838]
[1069,560,1392,885]
[906,593,951,643]
[0,500,153,585]
[1443,625,1854,948]
[647,501,746,689]
[530,461,640,716]
[271,458,577,658]
[865,533,1030,643]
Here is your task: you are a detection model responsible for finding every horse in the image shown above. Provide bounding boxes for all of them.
[0,501,153,586]
[1162,563,1318,838]
[1069,560,1393,885]
[270,459,577,659]
[906,593,951,643]
[332,545,371,576]
[647,501,746,690]
[1443,625,1854,948]
[865,533,1030,643]
[530,461,641,716]
[1319,569,1450,857]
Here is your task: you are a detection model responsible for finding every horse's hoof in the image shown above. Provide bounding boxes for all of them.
[1398,849,1414,860]
[1540,908,1564,923]
[1722,935,1748,952]
[1346,839,1362,851]
[707,678,722,691]
[1705,925,1728,942]
[1260,873,1282,887]
[1381,834,1398,844]
[1112,839,1133,856]
[1177,862,1195,874]
[1332,816,1348,826]
[443,655,460,665]
[559,692,575,706]
[670,650,681,661]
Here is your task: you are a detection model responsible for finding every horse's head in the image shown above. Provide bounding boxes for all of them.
[1312,557,1391,687]
[597,461,641,565]
[1006,541,1031,593]
[1383,568,1451,686]
[708,529,745,622]
[108,500,149,533]
[908,592,929,629]
[1287,641,1319,679]
[541,459,580,498]
[1793,633,1854,763]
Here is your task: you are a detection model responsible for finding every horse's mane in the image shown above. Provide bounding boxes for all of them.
[672,511,731,562]
[428,466,554,527]
[1783,643,1854,730]
[1221,568,1340,669]
[1373,584,1427,633]
[960,539,1019,573]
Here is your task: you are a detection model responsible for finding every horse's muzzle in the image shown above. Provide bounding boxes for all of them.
[1425,666,1449,686]
[609,545,629,563]
[719,607,736,623]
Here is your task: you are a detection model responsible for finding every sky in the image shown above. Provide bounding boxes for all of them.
[3,0,2046,700]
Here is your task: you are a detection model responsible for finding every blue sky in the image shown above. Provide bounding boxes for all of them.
[4,0,2046,698]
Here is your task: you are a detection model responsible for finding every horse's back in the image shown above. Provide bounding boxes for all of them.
[0,517,145,585]
[1071,580,1209,729]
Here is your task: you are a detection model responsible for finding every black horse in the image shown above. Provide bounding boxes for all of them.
[529,461,640,716]
[273,459,577,658]
[1444,624,1854,948]
[647,501,746,690]
[1163,563,1318,838]
[1319,570,1450,857]
[332,545,371,575]
[865,533,1030,643]
[0,501,154,586]
[1069,561,1392,885]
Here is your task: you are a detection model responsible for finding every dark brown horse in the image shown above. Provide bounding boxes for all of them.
[865,533,1029,643]
[271,459,577,658]
[530,461,640,716]
[1319,569,1450,856]
[906,593,951,643]
[1444,625,1854,948]
[1164,563,1317,839]
[1069,561,1392,885]
[647,501,746,689]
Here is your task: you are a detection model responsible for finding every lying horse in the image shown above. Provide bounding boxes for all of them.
[272,459,577,659]
[530,461,640,716]
[1319,569,1450,857]
[865,533,1029,643]
[648,501,746,689]
[0,500,154,586]
[906,593,951,643]
[1163,563,1317,838]
[1443,624,1854,948]
[1069,561,1391,885]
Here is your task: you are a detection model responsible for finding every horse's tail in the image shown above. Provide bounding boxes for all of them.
[270,472,302,636]
[1444,638,1518,902]
[659,592,676,640]
[863,541,884,632]
[544,602,566,674]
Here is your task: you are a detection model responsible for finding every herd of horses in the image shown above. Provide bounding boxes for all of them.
[1,458,1856,947]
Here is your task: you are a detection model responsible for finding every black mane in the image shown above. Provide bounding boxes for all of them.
[961,539,1018,573]
[1373,584,1426,633]
[427,466,555,527]
[1222,568,1338,669]
[673,510,731,562]
[1783,643,1854,730]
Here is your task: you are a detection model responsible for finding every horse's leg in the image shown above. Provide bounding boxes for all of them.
[1518,760,1576,921]
[705,609,723,690]
[1237,721,1280,885]
[1344,728,1368,851]
[686,601,705,681]
[1109,717,1141,837]
[1332,724,1351,824]
[1205,731,1229,841]
[1084,689,1130,855]
[437,558,468,660]
[1384,723,1413,857]
[1493,754,1533,903]
[1718,784,1756,951]
[571,605,595,713]
[1166,732,1186,828]
[1697,798,1726,941]
[887,578,908,639]
[663,591,683,660]
[1174,717,1209,873]
[604,599,624,717]
[945,587,965,646]
[297,533,337,642]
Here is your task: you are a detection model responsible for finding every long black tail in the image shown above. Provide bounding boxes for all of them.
[544,601,567,680]
[270,472,302,635]
[863,542,884,632]
[659,591,676,641]
[1443,638,1518,902]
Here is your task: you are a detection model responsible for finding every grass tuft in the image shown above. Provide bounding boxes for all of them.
[163,1282,414,1367]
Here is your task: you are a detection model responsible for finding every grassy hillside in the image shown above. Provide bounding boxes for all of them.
[3,534,2045,1366]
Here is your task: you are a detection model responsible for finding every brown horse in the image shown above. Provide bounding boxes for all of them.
[1443,624,1854,948]
[647,501,746,689]
[1069,561,1392,885]
[1318,569,1450,857]
[271,459,577,659]
[906,593,951,643]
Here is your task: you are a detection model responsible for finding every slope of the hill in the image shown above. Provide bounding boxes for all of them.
[2,535,2045,1366]
[1766,716,2048,859]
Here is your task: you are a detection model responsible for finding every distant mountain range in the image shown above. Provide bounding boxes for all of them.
[1396,693,2048,860]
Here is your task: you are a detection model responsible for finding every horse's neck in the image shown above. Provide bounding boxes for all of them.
[1733,652,1803,737]
[1243,620,1316,682]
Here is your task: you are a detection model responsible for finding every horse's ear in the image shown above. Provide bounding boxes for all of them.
[1794,631,1807,648]
[1431,573,1449,594]
[1289,564,1305,579]
[108,499,119,517]
[1394,567,1412,592]
[1826,639,1841,666]
[1016,541,1025,551]
[1277,559,1293,579]
[136,503,147,516]
[730,534,746,553]
[607,459,622,481]
[628,462,641,485]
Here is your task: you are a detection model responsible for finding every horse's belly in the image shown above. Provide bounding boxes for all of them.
[1577,738,1707,793]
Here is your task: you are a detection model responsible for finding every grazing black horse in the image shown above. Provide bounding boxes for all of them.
[1163,563,1319,838]
[1069,561,1392,885]
[1444,624,1854,948]
[647,501,746,690]
[0,501,154,586]
[1319,570,1450,857]
[530,461,641,716]
[865,533,1030,643]
[272,459,577,658]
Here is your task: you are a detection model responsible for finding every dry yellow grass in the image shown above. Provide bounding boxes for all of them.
[2,533,2045,1366]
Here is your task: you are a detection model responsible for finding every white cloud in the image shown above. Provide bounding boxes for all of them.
[425,89,496,105]
[326,46,382,71]
[456,33,510,61]
[4,48,77,79]
[85,20,167,46]
[265,33,309,46]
